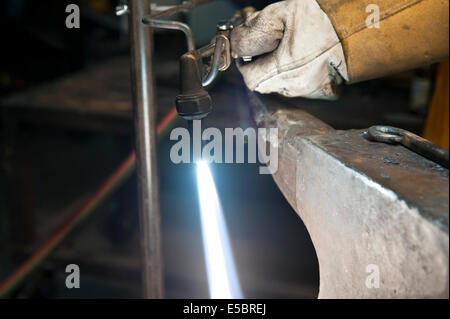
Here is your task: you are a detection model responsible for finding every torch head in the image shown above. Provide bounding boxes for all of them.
[176,51,212,120]
[174,7,256,121]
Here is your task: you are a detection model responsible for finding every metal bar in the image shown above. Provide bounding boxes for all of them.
[367,125,449,168]
[202,36,224,87]
[128,0,163,299]
[248,92,449,298]
[142,18,196,52]
[198,42,216,58]
[147,0,214,19]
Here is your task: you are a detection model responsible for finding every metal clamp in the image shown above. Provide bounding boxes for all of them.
[141,5,255,87]
[141,19,230,87]
[141,5,255,120]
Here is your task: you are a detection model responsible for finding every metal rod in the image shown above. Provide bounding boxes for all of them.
[202,36,225,87]
[142,18,196,52]
[367,125,449,168]
[147,0,214,19]
[128,0,164,299]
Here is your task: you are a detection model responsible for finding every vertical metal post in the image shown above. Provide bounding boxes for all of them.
[128,0,163,298]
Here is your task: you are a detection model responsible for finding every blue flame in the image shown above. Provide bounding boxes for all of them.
[196,161,242,299]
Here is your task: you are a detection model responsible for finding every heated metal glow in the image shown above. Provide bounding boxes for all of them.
[196,161,242,299]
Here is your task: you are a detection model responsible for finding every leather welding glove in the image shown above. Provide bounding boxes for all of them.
[231,0,348,99]
[232,0,449,99]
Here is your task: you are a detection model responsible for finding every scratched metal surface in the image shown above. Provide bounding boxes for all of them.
[249,91,449,298]
[310,130,449,231]
[250,92,449,233]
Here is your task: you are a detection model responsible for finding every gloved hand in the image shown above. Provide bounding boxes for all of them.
[231,0,348,99]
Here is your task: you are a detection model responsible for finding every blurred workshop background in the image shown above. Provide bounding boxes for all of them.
[0,0,447,298]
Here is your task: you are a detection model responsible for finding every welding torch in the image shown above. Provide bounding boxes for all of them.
[142,7,255,162]
[142,7,255,122]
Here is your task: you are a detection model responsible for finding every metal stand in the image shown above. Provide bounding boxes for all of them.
[128,0,163,299]
[123,0,215,299]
